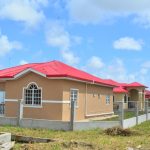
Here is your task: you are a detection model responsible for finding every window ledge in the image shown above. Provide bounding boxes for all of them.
[23,105,42,108]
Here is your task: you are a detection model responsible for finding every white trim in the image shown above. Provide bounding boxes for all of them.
[23,105,43,108]
[42,100,70,104]
[5,99,18,102]
[4,99,70,104]
[14,68,46,79]
[85,112,114,117]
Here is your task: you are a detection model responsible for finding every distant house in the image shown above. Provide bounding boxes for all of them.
[108,79,147,110]
[145,90,150,101]
[0,60,116,122]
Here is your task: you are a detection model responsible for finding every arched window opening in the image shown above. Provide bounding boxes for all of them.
[24,83,41,106]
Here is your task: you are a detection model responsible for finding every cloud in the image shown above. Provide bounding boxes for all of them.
[0,0,48,28]
[20,60,28,65]
[61,49,79,65]
[141,61,150,69]
[113,37,143,51]
[67,0,150,27]
[46,23,71,50]
[0,33,22,56]
[87,56,104,70]
[46,22,81,65]
[82,57,150,88]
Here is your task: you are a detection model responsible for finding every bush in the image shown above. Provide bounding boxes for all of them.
[105,127,132,136]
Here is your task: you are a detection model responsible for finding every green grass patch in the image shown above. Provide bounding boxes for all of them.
[0,121,150,149]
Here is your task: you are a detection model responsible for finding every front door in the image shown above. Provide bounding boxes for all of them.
[0,91,5,115]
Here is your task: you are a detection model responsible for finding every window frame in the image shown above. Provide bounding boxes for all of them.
[23,82,42,108]
[0,91,5,103]
[106,95,110,105]
[70,88,79,108]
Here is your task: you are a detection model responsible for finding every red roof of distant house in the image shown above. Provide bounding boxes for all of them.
[0,60,116,87]
[145,90,150,99]
[125,82,147,88]
[113,86,128,93]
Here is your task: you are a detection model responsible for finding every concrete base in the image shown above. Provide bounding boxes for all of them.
[74,121,120,130]
[0,132,11,144]
[123,113,150,128]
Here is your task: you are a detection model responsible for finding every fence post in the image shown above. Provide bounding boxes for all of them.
[135,101,139,125]
[145,101,148,121]
[17,100,23,126]
[119,102,124,128]
[70,100,75,131]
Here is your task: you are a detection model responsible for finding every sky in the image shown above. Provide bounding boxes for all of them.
[0,0,150,88]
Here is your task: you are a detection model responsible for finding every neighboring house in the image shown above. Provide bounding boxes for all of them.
[145,90,150,101]
[109,79,147,110]
[0,60,116,122]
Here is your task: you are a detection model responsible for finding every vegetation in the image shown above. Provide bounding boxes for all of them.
[105,127,132,136]
[0,121,150,149]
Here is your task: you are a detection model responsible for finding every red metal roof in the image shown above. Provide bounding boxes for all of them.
[113,86,128,93]
[104,79,120,86]
[125,82,147,88]
[145,90,150,99]
[0,60,116,87]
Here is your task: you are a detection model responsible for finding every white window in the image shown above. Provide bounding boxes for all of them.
[0,91,5,103]
[24,83,42,106]
[0,91,5,115]
[106,95,110,104]
[70,89,78,107]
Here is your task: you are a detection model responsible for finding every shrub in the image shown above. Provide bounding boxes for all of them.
[105,127,132,136]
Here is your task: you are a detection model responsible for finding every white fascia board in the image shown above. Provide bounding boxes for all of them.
[14,68,46,79]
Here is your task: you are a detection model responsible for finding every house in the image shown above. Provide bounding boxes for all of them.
[145,90,150,101]
[109,80,147,110]
[0,60,116,122]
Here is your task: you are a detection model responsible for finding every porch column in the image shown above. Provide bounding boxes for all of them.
[138,91,143,110]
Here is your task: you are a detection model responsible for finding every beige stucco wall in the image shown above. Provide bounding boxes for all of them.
[86,84,113,116]
[4,72,64,120]
[5,73,63,100]
[114,93,125,102]
[0,82,5,91]
[23,103,62,120]
[5,101,19,117]
[62,80,114,121]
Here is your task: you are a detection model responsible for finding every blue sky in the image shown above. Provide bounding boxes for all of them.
[0,0,150,88]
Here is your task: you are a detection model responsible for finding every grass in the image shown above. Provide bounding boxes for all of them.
[102,111,146,121]
[0,121,150,149]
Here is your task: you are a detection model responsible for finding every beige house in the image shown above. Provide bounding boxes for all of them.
[111,80,147,110]
[0,60,116,122]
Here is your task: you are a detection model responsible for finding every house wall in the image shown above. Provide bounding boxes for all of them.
[62,80,114,121]
[0,82,5,91]
[114,93,125,102]
[4,72,64,120]
[113,93,128,109]
[1,72,114,121]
